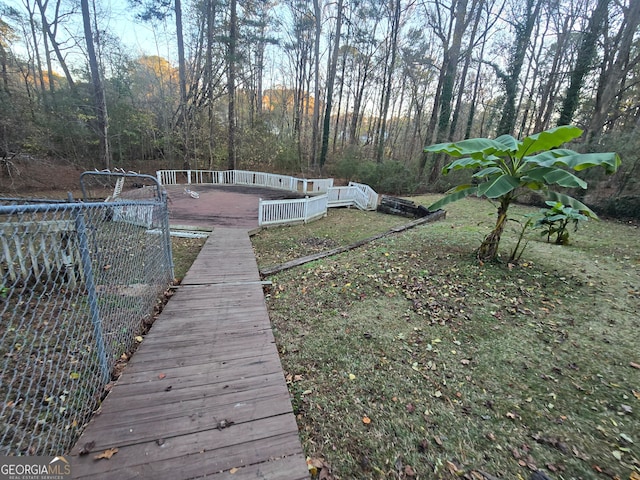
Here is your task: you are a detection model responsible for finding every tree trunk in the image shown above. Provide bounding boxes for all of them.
[0,39,8,94]
[175,0,189,166]
[516,12,547,137]
[332,23,349,153]
[534,12,573,132]
[557,0,610,126]
[80,0,110,169]
[376,0,401,164]
[450,0,483,140]
[319,0,344,169]
[205,0,217,168]
[496,0,543,136]
[586,0,640,141]
[36,0,76,93]
[310,0,322,170]
[227,0,237,170]
[477,196,512,261]
[428,0,469,180]
[25,1,47,105]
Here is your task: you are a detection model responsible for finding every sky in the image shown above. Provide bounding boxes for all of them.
[2,0,175,62]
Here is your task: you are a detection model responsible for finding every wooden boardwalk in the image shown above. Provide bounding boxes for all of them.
[70,228,309,479]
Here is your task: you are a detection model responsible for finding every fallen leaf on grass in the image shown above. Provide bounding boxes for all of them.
[94,448,118,460]
[307,457,324,473]
[572,446,589,460]
[446,460,463,475]
[306,457,334,479]
[629,471,640,480]
[404,465,416,477]
[362,416,371,425]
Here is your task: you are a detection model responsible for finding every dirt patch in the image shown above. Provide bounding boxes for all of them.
[0,156,85,198]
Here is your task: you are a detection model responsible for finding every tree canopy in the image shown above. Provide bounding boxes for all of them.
[0,0,638,216]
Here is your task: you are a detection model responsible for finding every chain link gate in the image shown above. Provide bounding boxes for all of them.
[0,171,174,455]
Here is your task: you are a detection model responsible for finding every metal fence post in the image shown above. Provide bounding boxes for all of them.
[160,189,175,279]
[73,206,111,384]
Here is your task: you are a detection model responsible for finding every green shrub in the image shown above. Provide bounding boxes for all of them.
[356,161,417,195]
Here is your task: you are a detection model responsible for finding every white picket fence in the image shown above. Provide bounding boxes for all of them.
[156,169,378,227]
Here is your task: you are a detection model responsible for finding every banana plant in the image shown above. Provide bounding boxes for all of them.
[536,201,589,245]
[425,125,620,261]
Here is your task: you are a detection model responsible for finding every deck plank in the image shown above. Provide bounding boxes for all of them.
[69,228,308,479]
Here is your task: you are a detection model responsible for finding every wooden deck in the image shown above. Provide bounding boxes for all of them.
[70,228,309,479]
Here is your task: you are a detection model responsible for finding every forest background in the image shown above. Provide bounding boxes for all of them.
[0,0,639,219]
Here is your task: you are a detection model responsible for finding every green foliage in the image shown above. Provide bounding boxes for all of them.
[355,161,417,195]
[273,139,302,172]
[425,125,621,261]
[332,151,417,195]
[535,201,589,245]
[601,195,640,221]
[333,147,364,182]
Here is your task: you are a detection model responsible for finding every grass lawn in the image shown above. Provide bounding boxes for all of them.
[251,198,640,479]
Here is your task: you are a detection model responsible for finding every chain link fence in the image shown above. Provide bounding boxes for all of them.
[0,172,174,455]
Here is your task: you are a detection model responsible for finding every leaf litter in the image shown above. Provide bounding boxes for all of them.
[256,197,640,479]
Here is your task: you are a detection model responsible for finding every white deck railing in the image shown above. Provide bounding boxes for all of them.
[157,169,379,227]
[348,182,379,210]
[156,169,334,194]
[258,195,329,226]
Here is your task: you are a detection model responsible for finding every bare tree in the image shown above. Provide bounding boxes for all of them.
[80,0,111,168]
[375,0,401,163]
[557,0,610,126]
[227,0,237,170]
[319,0,344,169]
[586,0,640,141]
[494,0,545,136]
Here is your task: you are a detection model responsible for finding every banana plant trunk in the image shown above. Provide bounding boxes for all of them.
[477,196,512,261]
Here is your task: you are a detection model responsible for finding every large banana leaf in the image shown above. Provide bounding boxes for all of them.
[523,167,587,189]
[428,185,479,211]
[493,134,519,153]
[531,152,621,173]
[443,157,493,173]
[547,191,598,219]
[425,138,513,158]
[523,149,578,163]
[477,174,521,199]
[516,125,583,157]
[473,166,504,178]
